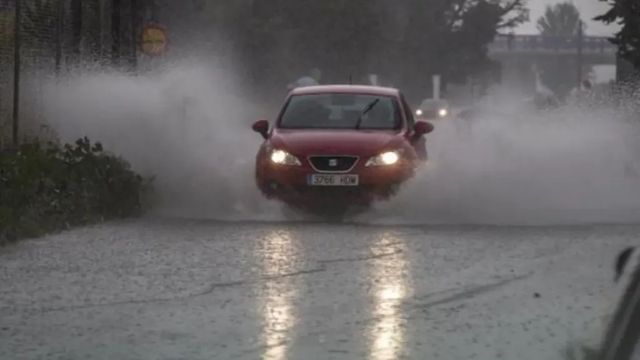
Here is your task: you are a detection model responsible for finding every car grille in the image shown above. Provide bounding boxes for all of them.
[308,156,358,172]
[423,110,438,118]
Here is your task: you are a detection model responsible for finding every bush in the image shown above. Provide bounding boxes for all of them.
[0,137,150,243]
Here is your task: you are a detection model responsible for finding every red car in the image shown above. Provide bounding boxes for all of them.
[252,85,433,217]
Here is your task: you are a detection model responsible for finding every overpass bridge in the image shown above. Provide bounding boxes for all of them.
[490,34,616,60]
[487,34,617,95]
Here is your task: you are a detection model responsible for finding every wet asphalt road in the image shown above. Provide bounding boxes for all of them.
[1,219,638,360]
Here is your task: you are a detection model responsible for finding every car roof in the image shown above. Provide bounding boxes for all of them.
[291,85,400,97]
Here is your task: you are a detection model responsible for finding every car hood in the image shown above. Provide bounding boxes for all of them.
[270,129,404,156]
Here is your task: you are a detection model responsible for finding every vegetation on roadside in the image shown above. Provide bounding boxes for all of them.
[0,137,150,244]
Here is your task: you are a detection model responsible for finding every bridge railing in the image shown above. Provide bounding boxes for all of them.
[490,34,617,54]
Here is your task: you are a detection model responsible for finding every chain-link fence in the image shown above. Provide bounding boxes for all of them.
[0,0,147,148]
[0,1,16,145]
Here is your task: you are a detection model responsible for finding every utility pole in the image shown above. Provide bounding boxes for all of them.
[112,0,121,65]
[576,21,584,87]
[70,0,82,61]
[151,0,158,22]
[12,0,22,147]
[55,0,64,74]
[130,0,138,70]
[433,75,441,100]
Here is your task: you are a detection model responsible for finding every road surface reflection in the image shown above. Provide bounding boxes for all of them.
[368,232,412,360]
[256,230,299,360]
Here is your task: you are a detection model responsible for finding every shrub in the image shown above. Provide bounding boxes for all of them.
[0,137,150,243]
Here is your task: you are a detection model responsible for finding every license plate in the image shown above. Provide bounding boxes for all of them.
[307,174,359,186]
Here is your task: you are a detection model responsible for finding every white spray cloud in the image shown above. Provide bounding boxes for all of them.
[41,60,281,221]
[40,62,640,225]
[363,99,640,225]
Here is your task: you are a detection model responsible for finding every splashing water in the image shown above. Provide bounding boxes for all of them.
[41,63,640,225]
[362,98,640,225]
[42,61,281,221]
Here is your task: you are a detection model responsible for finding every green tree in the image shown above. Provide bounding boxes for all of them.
[537,2,584,37]
[23,0,57,45]
[227,0,383,97]
[596,0,640,69]
[535,2,587,98]
[0,9,14,48]
[397,0,528,100]
[217,0,528,101]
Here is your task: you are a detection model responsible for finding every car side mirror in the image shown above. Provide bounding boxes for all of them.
[413,121,434,138]
[252,120,270,139]
[615,247,636,281]
[599,247,640,360]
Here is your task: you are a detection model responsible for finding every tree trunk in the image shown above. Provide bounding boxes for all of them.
[129,0,138,70]
[111,0,121,65]
[70,0,82,61]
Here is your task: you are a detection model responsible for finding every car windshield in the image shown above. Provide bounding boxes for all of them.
[279,94,400,130]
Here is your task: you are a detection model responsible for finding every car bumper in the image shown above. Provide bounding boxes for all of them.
[256,161,416,205]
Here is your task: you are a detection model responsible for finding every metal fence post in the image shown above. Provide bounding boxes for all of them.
[12,0,21,147]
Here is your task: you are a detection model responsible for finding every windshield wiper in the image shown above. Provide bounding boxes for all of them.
[354,99,380,129]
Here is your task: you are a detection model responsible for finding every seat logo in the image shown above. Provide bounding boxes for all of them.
[328,159,338,167]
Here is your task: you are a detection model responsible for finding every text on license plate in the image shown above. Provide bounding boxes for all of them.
[307,174,359,186]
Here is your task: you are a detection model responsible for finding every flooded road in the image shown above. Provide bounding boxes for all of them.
[0,219,637,360]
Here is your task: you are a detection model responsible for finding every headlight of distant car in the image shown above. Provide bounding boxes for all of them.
[270,149,301,166]
[366,151,401,167]
[415,109,423,116]
[438,108,448,117]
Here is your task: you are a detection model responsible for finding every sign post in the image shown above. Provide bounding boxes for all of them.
[576,21,584,88]
[433,75,441,100]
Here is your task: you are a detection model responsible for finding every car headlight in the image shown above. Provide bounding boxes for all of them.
[366,150,401,167]
[416,109,423,116]
[270,149,301,166]
[438,108,448,117]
